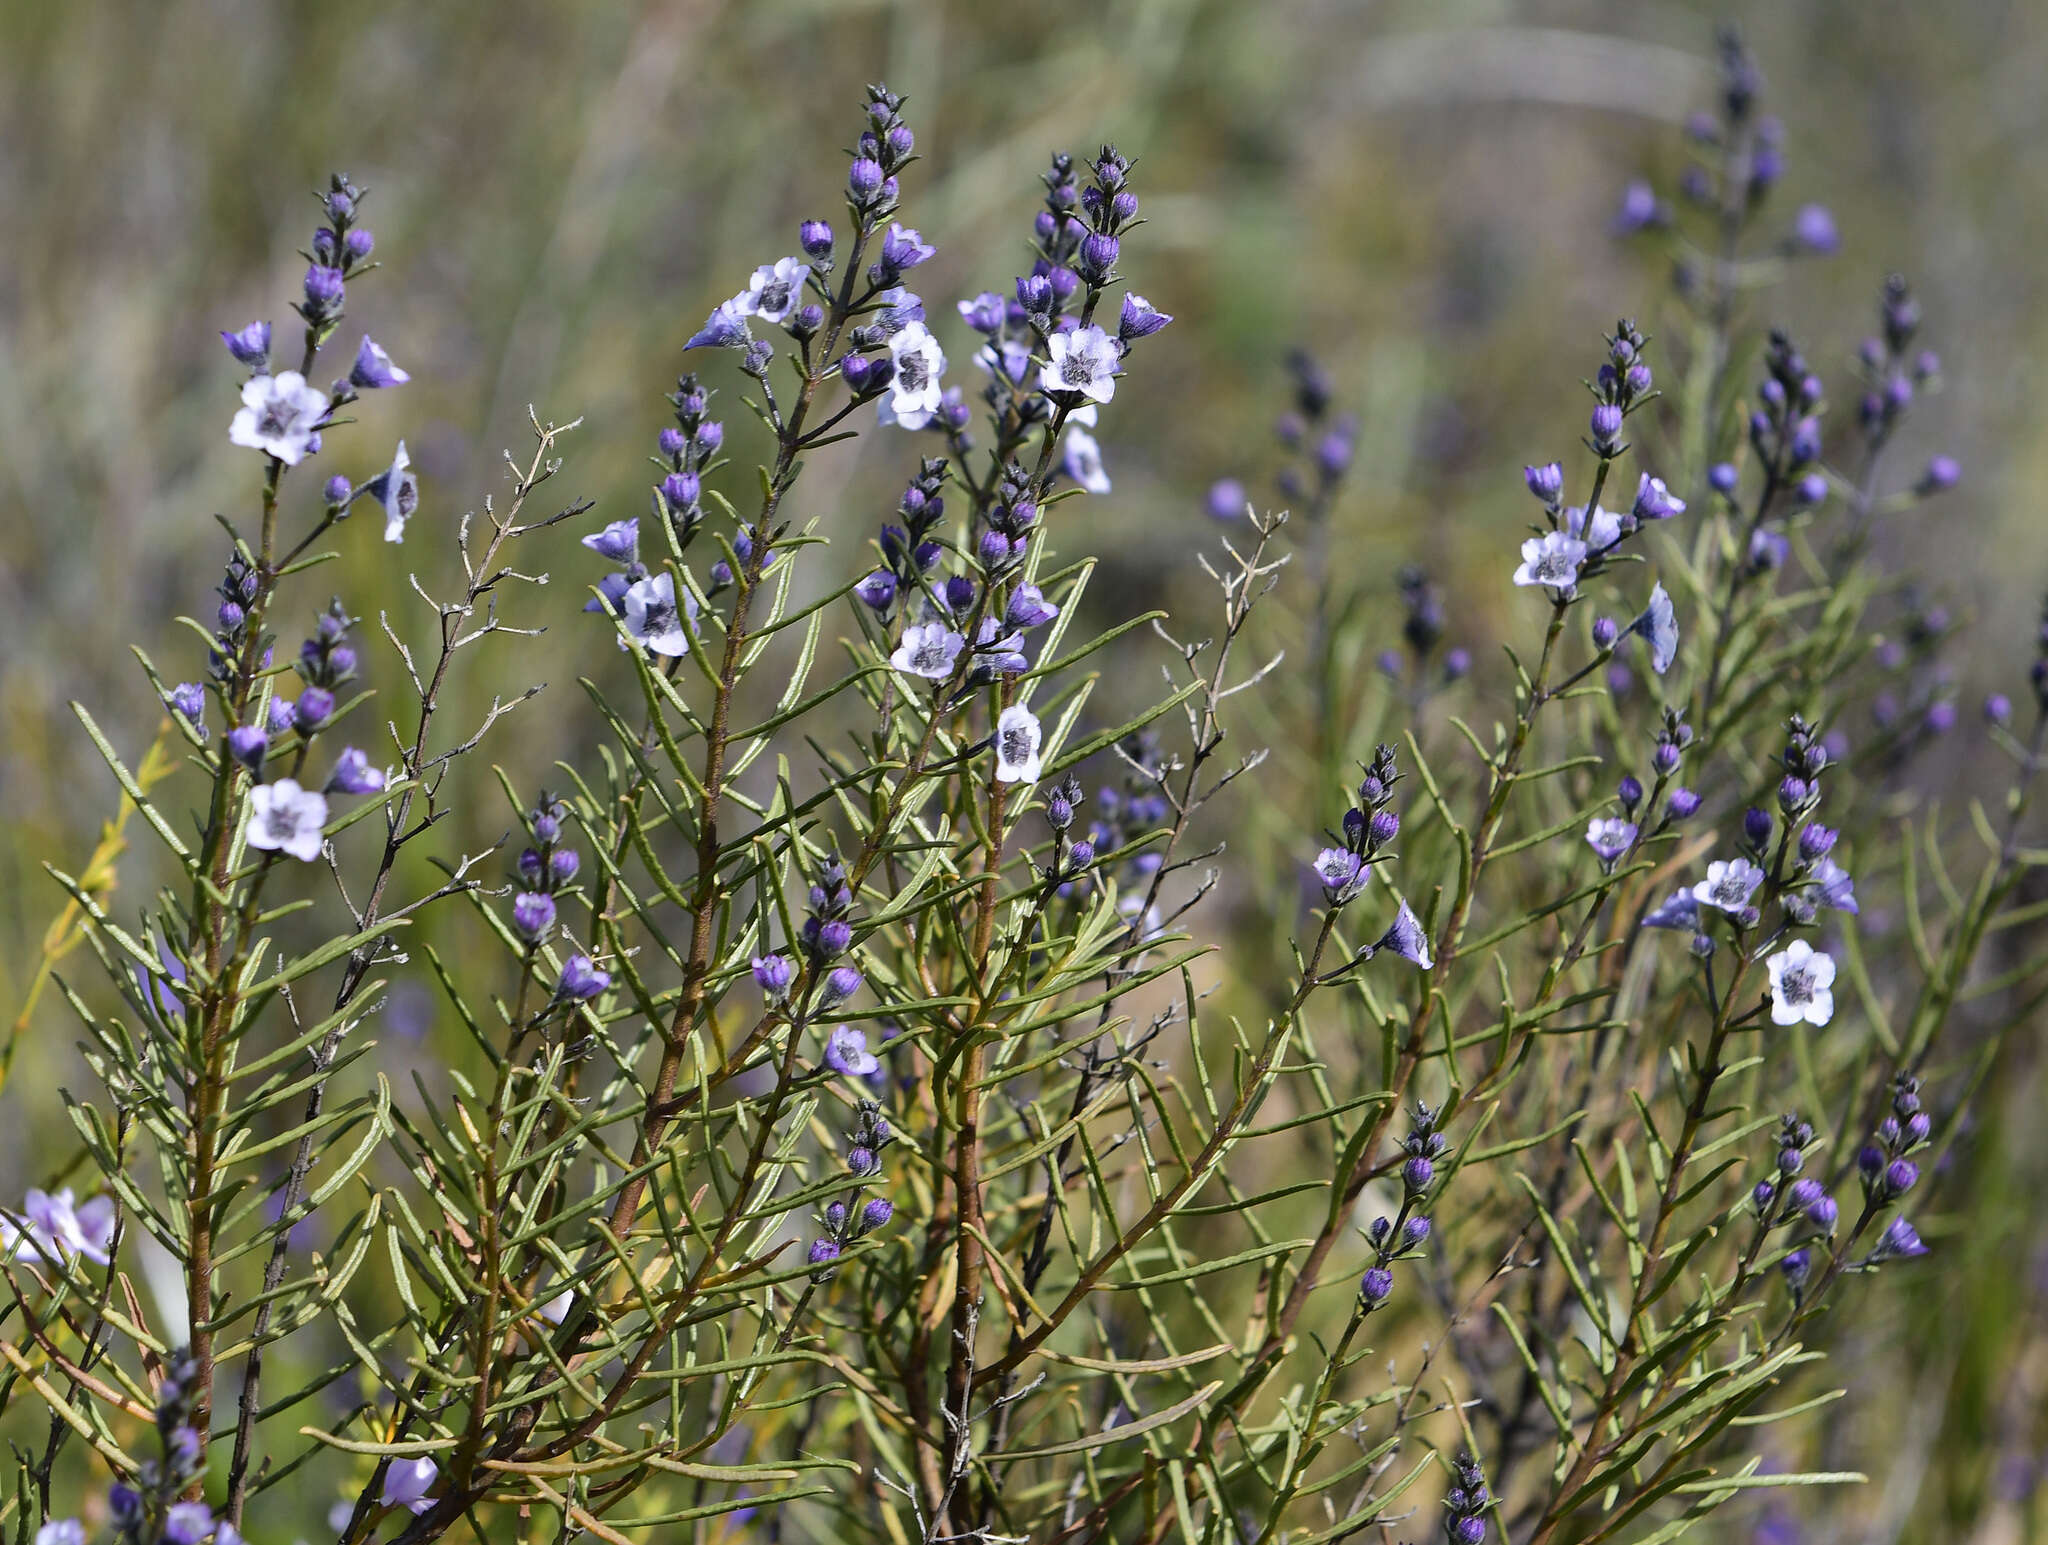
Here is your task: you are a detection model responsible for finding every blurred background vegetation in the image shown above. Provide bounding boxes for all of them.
[3,0,2046,1540]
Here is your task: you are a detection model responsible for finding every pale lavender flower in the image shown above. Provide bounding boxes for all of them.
[957,291,1006,333]
[1632,474,1685,521]
[1314,848,1366,904]
[1,1188,116,1265]
[220,321,271,370]
[35,1522,85,1545]
[1630,582,1679,674]
[752,954,795,1003]
[1041,324,1120,403]
[1512,531,1588,593]
[162,1504,215,1545]
[1642,891,1699,930]
[348,336,410,389]
[1562,503,1625,551]
[1766,940,1836,1027]
[1005,583,1059,630]
[1062,424,1110,493]
[325,747,386,795]
[1872,1217,1929,1260]
[1812,857,1858,915]
[622,573,697,656]
[874,286,925,332]
[737,257,809,325]
[244,778,329,862]
[1693,858,1764,916]
[686,296,752,350]
[379,1456,439,1515]
[1376,899,1434,968]
[364,440,419,543]
[229,372,328,465]
[890,621,965,680]
[879,221,935,271]
[824,1026,880,1077]
[994,704,1044,784]
[881,321,947,429]
[557,956,611,1002]
[1117,293,1172,340]
[1585,818,1638,869]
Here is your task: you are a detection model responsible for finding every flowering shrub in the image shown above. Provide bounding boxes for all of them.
[4,33,2039,1545]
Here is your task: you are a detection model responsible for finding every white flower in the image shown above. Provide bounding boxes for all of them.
[1041,324,1120,404]
[883,321,947,429]
[1062,424,1111,494]
[366,440,420,543]
[621,573,696,657]
[379,1456,439,1515]
[1765,939,1836,1026]
[1512,531,1588,592]
[1,1188,116,1266]
[244,778,329,863]
[1632,582,1679,674]
[1562,504,1626,552]
[890,621,965,680]
[994,704,1043,784]
[228,371,328,465]
[738,256,809,325]
[1692,857,1764,915]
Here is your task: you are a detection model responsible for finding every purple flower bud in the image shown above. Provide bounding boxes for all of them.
[549,849,580,885]
[1443,647,1472,681]
[532,810,562,845]
[807,1238,842,1268]
[800,219,835,261]
[1798,824,1836,862]
[1926,700,1958,736]
[861,1198,894,1231]
[1883,1158,1919,1198]
[1402,1156,1434,1194]
[1591,617,1619,649]
[1077,232,1119,282]
[1359,1267,1394,1305]
[266,697,296,734]
[303,264,345,314]
[1793,203,1840,254]
[1985,693,2013,726]
[854,570,897,611]
[1753,1180,1775,1210]
[294,686,336,731]
[1708,461,1739,498]
[1523,462,1564,504]
[1874,1217,1928,1260]
[1118,292,1172,340]
[1743,806,1773,849]
[326,746,386,795]
[1015,274,1053,315]
[847,158,884,200]
[344,227,375,261]
[1905,1111,1931,1146]
[349,335,410,389]
[1589,403,1624,449]
[824,1201,848,1233]
[822,965,863,1008]
[512,892,557,942]
[847,1145,880,1176]
[752,953,795,1003]
[1368,808,1401,849]
[840,354,875,394]
[1917,454,1960,494]
[1795,471,1829,507]
[227,725,268,770]
[1206,478,1246,521]
[1781,1248,1812,1289]
[1402,1215,1431,1247]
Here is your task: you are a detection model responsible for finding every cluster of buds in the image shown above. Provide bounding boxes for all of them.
[1039,774,1097,884]
[1358,1106,1447,1309]
[846,85,914,220]
[296,173,374,336]
[1314,745,1403,906]
[754,858,865,1017]
[1438,1451,1494,1545]
[854,458,948,617]
[285,599,359,734]
[809,1103,896,1280]
[1584,319,1654,458]
[511,797,581,946]
[1747,330,1830,510]
[1750,1112,1818,1220]
[1858,1074,1930,1206]
[656,372,725,543]
[1377,566,1470,692]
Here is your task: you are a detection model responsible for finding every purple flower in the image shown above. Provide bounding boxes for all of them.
[1206,478,1247,521]
[1611,178,1664,233]
[557,955,610,1002]
[35,1521,85,1545]
[1062,424,1110,494]
[994,705,1044,784]
[1709,461,1739,496]
[1630,582,1679,674]
[957,291,1006,333]
[1793,203,1840,254]
[1585,818,1638,869]
[879,222,935,272]
[1562,503,1625,551]
[293,686,335,730]
[686,296,752,350]
[861,1197,894,1231]
[737,257,809,325]
[512,892,557,942]
[1765,940,1835,1027]
[380,1456,439,1515]
[1642,891,1698,931]
[1375,899,1433,969]
[163,1504,216,1545]
[325,747,386,795]
[1042,324,1120,404]
[348,335,410,389]
[880,322,946,429]
[853,570,897,612]
[1693,858,1764,916]
[1005,584,1059,631]
[824,1026,879,1077]
[166,681,207,731]
[622,573,697,656]
[244,778,329,862]
[1524,462,1564,505]
[1872,1217,1929,1260]
[1,1188,116,1265]
[1117,292,1172,340]
[890,621,966,680]
[363,440,419,543]
[229,372,329,465]
[1917,455,1961,494]
[1359,1267,1394,1305]
[220,320,272,370]
[807,1238,842,1268]
[1314,848,1366,904]
[1511,531,1587,593]
[582,519,639,564]
[1811,857,1858,915]
[1632,473,1685,521]
[821,966,863,1009]
[753,953,795,1003]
